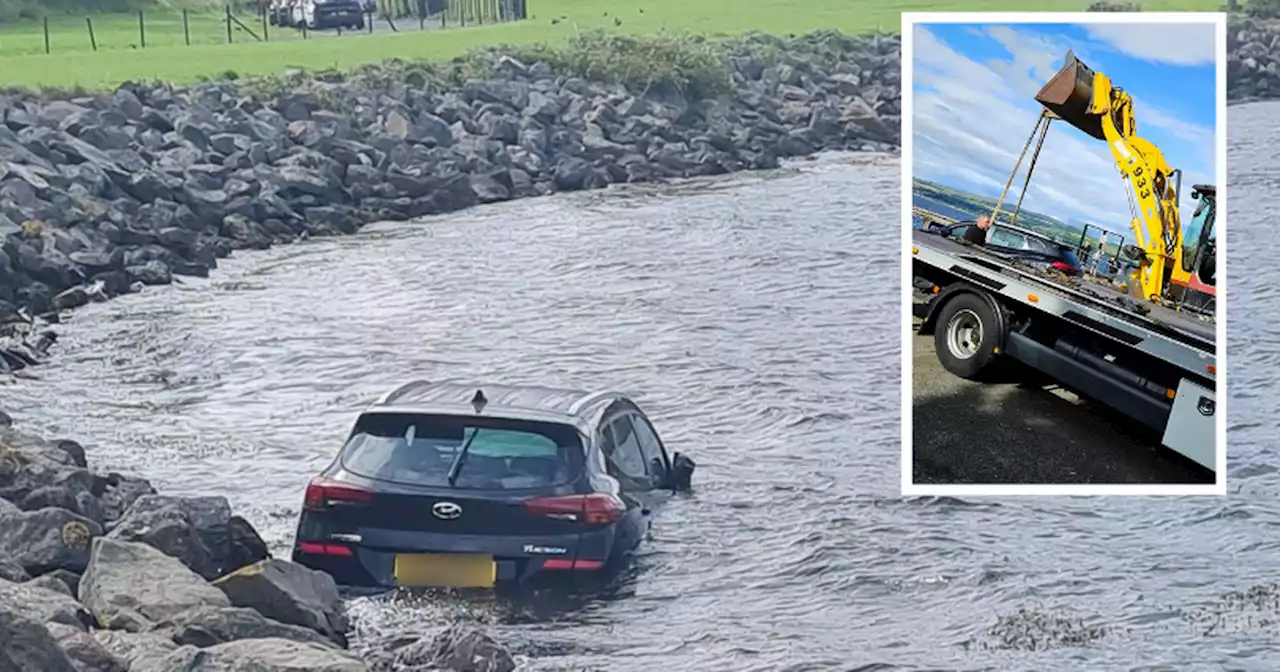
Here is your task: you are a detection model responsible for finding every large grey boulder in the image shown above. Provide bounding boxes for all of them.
[0,598,78,672]
[25,567,80,596]
[46,622,129,672]
[155,605,342,649]
[105,494,269,581]
[0,500,102,574]
[78,537,231,631]
[392,623,515,672]
[92,630,180,669]
[134,637,367,672]
[0,555,29,581]
[213,559,349,646]
[0,577,94,630]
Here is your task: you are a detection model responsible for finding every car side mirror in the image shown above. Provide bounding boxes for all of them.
[667,453,695,492]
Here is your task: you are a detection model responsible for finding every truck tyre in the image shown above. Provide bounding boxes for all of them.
[933,292,1001,379]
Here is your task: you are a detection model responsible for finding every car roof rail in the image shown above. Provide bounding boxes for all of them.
[376,380,433,405]
[567,389,622,415]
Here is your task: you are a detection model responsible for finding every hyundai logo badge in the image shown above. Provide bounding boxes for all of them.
[432,501,462,520]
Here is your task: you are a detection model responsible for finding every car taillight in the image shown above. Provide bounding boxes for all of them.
[296,541,353,557]
[542,558,604,571]
[524,493,624,525]
[303,478,373,511]
[1051,261,1076,272]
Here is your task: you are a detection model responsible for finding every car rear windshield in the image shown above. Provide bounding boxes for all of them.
[339,412,582,490]
[1022,236,1060,256]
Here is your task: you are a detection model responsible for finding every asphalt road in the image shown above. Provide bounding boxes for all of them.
[910,309,1213,486]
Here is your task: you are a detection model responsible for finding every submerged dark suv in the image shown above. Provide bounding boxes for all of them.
[291,381,695,589]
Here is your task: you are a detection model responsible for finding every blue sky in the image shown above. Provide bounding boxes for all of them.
[911,21,1219,234]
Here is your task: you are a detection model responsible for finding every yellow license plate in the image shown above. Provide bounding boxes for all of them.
[393,553,496,588]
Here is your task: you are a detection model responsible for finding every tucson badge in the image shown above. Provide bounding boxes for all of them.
[432,501,462,520]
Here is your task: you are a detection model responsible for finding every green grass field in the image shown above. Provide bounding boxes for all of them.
[0,0,1222,90]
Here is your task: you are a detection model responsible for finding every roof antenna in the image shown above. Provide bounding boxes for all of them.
[471,390,487,414]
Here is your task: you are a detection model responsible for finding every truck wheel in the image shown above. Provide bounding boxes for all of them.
[933,292,1001,379]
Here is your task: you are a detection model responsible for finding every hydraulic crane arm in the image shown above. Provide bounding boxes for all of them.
[1034,51,1185,302]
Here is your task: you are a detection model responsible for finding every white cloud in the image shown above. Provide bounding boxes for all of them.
[910,24,1216,236]
[1131,96,1214,151]
[1083,23,1217,67]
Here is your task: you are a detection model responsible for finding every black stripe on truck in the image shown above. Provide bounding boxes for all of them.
[947,265,1006,292]
[1062,310,1144,345]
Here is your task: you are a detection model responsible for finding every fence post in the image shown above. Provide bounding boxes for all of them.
[42,16,50,54]
[226,5,233,43]
[86,17,97,51]
[261,4,270,41]
[183,9,191,45]
[138,10,146,48]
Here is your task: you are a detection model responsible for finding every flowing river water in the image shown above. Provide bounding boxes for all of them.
[0,103,1277,670]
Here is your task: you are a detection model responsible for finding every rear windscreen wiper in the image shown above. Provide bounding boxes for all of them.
[446,429,479,487]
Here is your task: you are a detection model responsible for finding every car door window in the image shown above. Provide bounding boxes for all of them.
[629,414,667,472]
[606,416,649,482]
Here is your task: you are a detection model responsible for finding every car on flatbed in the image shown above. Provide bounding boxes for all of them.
[926,220,1084,277]
[291,381,696,590]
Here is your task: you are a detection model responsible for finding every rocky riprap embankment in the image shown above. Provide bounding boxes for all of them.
[1228,16,1280,102]
[0,31,899,337]
[0,415,518,671]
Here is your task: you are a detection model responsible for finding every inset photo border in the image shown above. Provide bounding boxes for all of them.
[900,11,1227,497]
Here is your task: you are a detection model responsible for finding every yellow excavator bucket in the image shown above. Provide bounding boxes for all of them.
[1034,50,1107,141]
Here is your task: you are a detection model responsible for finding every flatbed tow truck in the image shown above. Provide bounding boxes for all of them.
[910,52,1218,474]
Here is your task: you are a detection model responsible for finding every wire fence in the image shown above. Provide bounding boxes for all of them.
[0,0,528,56]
